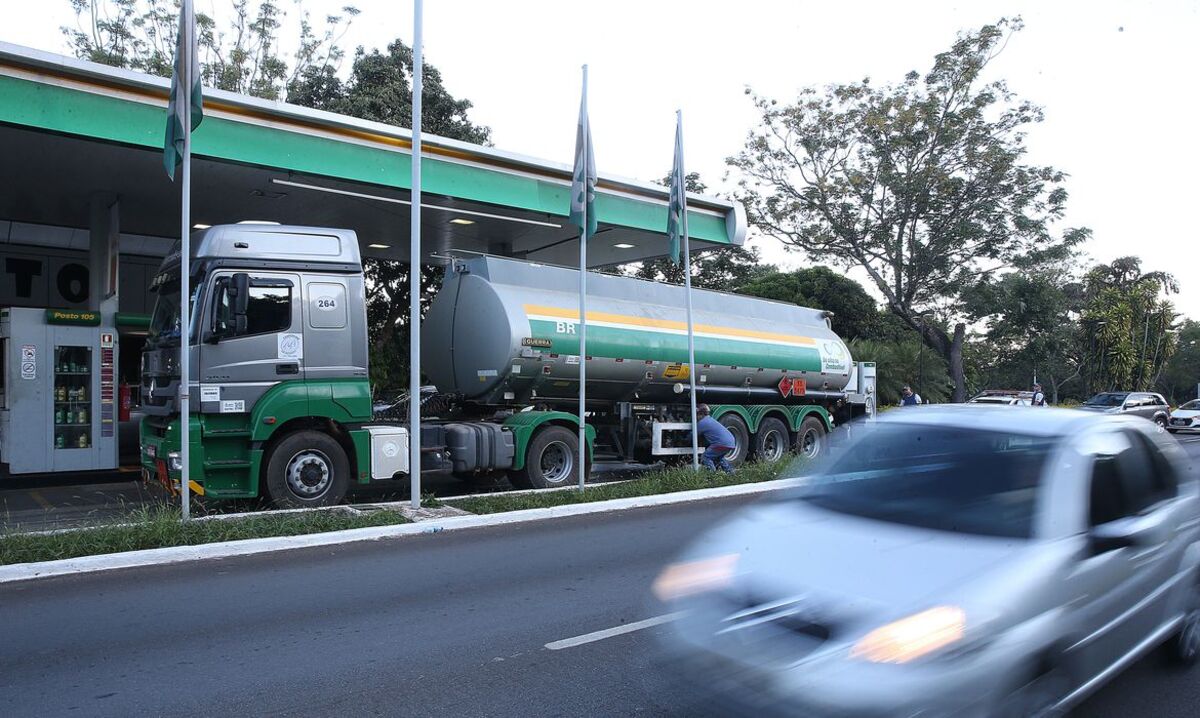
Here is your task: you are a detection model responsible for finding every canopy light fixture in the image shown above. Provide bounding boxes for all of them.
[614,243,636,249]
[192,223,211,230]
[449,218,475,225]
[368,243,391,249]
[270,178,562,228]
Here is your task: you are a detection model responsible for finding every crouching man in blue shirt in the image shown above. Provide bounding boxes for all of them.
[695,404,736,473]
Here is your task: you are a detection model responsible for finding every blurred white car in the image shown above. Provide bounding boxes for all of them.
[968,390,1033,406]
[653,406,1200,717]
[1170,400,1200,433]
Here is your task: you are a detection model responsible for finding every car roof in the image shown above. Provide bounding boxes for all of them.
[875,405,1123,437]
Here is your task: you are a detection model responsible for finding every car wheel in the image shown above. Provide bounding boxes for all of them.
[1155,416,1168,429]
[1167,578,1200,666]
[997,665,1069,718]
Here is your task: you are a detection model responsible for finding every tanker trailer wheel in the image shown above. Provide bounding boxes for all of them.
[752,417,790,464]
[717,414,750,469]
[792,416,827,460]
[510,425,590,490]
[263,430,350,509]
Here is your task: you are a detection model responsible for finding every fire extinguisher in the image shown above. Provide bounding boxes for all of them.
[119,384,132,422]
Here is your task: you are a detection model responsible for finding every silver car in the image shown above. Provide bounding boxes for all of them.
[1077,391,1172,428]
[653,407,1200,717]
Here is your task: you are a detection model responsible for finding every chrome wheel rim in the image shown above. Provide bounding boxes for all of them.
[540,440,574,484]
[800,429,822,459]
[760,429,786,462]
[285,449,332,499]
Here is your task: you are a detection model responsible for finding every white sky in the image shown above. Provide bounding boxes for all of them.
[3,0,1198,316]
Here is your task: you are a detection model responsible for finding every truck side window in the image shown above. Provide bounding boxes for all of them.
[245,286,291,335]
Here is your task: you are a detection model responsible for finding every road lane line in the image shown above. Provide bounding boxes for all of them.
[545,612,685,651]
[27,491,53,510]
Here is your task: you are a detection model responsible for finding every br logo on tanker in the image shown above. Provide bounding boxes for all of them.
[821,341,849,373]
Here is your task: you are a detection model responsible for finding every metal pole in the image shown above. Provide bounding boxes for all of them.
[577,64,588,492]
[409,0,424,510]
[678,111,699,471]
[179,0,193,521]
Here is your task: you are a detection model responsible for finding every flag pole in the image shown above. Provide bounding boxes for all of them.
[577,64,588,492]
[409,0,424,510]
[678,111,699,471]
[179,0,193,520]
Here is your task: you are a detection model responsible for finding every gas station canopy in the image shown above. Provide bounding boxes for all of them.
[0,42,745,268]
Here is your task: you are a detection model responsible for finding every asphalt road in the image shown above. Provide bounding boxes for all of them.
[4,440,1200,718]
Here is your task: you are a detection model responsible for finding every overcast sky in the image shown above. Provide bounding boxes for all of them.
[3,0,1198,316]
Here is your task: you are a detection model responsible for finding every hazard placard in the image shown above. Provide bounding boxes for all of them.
[777,376,792,397]
[791,378,807,396]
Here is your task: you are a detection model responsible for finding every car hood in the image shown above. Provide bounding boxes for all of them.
[1075,405,1119,413]
[1174,410,1200,419]
[692,499,1029,614]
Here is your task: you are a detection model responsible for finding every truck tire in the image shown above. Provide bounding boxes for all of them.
[510,425,589,490]
[753,417,790,463]
[263,430,350,509]
[793,416,827,459]
[717,413,750,468]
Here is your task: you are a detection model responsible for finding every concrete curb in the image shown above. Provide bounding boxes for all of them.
[0,478,802,584]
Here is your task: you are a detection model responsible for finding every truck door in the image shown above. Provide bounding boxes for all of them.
[200,271,303,414]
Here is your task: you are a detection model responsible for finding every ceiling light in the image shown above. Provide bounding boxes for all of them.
[192,223,211,229]
[449,218,475,226]
[368,243,390,249]
[614,243,635,249]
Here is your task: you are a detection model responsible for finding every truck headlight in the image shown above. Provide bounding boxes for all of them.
[851,606,966,664]
[167,451,183,472]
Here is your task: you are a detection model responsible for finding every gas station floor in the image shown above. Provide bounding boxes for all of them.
[0,464,647,534]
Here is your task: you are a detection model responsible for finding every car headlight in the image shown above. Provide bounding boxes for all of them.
[850,606,966,664]
[653,554,740,601]
[167,451,183,472]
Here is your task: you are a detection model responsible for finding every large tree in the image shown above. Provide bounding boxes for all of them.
[729,18,1089,402]
[63,0,358,101]
[1157,320,1200,406]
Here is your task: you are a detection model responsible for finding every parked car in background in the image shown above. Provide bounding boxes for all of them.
[1077,391,1172,428]
[969,390,1033,406]
[653,407,1200,717]
[1170,400,1200,433]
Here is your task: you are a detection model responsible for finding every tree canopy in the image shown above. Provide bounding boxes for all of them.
[730,17,1089,401]
[740,266,887,342]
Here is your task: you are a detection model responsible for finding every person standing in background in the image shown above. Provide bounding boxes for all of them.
[1032,383,1047,406]
[900,385,922,407]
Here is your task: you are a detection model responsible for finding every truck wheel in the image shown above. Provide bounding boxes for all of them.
[793,416,827,459]
[263,430,350,509]
[510,425,589,490]
[753,417,790,463]
[717,414,749,468]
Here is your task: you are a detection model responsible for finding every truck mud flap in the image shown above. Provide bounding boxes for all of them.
[443,423,515,475]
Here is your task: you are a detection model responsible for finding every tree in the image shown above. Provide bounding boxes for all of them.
[1157,320,1200,405]
[963,265,1086,402]
[740,266,886,341]
[63,0,359,101]
[1079,257,1179,394]
[729,18,1089,402]
[850,338,951,405]
[620,171,773,291]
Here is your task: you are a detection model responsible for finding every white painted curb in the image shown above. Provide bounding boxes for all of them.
[0,478,803,584]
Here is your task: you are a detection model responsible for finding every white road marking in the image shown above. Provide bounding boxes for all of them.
[545,612,685,651]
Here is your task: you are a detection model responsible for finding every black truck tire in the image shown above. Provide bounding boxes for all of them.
[263,430,350,509]
[752,417,790,463]
[793,416,827,459]
[509,425,589,490]
[717,413,750,468]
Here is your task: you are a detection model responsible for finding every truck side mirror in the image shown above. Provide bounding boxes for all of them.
[231,273,250,334]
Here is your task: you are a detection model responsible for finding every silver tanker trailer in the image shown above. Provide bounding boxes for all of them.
[139,224,876,509]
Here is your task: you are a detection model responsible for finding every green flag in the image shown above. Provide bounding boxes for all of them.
[164,0,203,180]
[568,84,597,239]
[666,116,686,265]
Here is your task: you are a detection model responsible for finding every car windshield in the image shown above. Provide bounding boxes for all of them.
[1085,392,1128,407]
[971,397,1013,404]
[795,423,1054,538]
[1180,400,1200,411]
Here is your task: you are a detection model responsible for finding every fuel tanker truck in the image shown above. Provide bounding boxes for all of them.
[140,224,876,508]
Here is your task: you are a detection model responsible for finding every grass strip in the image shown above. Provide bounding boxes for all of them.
[447,460,792,514]
[0,505,410,567]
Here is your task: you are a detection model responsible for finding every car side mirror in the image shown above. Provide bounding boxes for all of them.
[1088,517,1156,555]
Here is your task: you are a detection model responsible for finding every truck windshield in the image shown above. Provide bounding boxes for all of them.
[796,423,1053,538]
[147,283,201,348]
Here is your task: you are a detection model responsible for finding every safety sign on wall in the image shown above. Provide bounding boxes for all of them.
[20,344,36,380]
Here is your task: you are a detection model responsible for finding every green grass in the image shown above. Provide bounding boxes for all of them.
[0,504,410,567]
[447,459,792,514]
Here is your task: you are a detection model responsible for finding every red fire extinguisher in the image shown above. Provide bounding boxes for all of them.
[119,384,132,422]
